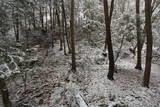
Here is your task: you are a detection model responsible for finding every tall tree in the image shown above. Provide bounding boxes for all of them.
[55,7,63,51]
[32,5,36,30]
[12,1,20,43]
[103,0,115,80]
[61,10,67,55]
[39,6,44,30]
[70,0,76,72]
[135,0,142,70]
[140,0,160,54]
[103,0,115,54]
[61,0,71,53]
[49,0,53,30]
[143,0,153,88]
[45,6,48,31]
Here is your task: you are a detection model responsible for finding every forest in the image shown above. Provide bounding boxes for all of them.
[0,0,160,107]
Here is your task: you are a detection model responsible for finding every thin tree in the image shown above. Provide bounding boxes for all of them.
[103,0,115,80]
[135,0,142,70]
[45,6,48,31]
[32,7,36,30]
[62,11,67,55]
[49,0,54,47]
[39,6,44,30]
[12,1,20,43]
[143,0,153,88]
[61,0,71,53]
[70,0,76,72]
[49,0,53,30]
[55,7,63,51]
[103,0,115,55]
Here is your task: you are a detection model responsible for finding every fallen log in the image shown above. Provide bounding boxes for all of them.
[76,92,89,107]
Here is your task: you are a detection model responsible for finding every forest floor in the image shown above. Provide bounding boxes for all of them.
[7,41,160,107]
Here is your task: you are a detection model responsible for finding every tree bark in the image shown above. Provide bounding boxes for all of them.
[0,79,12,107]
[62,12,67,55]
[139,0,159,53]
[32,7,36,30]
[104,0,115,52]
[70,0,76,72]
[15,6,20,43]
[49,0,53,30]
[103,0,115,80]
[143,0,153,88]
[45,6,48,31]
[61,0,71,53]
[109,0,115,23]
[40,6,44,30]
[135,0,142,70]
[56,8,63,51]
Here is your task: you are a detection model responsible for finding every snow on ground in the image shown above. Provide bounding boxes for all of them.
[7,41,160,107]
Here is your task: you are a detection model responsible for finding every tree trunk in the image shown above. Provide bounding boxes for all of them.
[70,0,76,72]
[143,0,152,88]
[104,0,115,52]
[135,0,142,70]
[103,0,115,80]
[49,0,53,30]
[33,7,36,30]
[45,7,48,31]
[56,8,63,51]
[114,34,125,63]
[40,6,44,30]
[139,1,159,54]
[109,0,115,23]
[51,6,55,48]
[61,0,71,53]
[15,6,20,43]
[24,14,29,49]
[62,13,67,55]
[0,79,12,107]
[52,7,55,31]
[12,7,17,43]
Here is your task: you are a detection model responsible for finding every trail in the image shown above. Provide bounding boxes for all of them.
[152,64,160,76]
[7,42,160,107]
